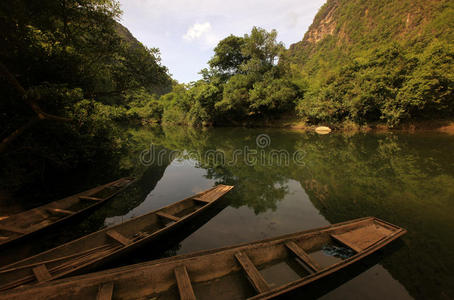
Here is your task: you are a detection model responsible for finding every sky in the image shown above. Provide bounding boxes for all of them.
[118,0,327,83]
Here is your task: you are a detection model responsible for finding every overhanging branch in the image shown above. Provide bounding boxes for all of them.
[0,62,72,154]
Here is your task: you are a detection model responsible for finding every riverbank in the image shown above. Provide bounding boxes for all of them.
[213,115,454,134]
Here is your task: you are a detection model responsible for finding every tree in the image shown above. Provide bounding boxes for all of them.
[208,35,246,77]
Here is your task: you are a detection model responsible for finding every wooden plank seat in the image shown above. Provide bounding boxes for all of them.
[235,252,270,293]
[156,211,180,222]
[174,266,196,300]
[32,265,52,282]
[47,208,74,215]
[192,197,211,203]
[97,282,114,300]
[331,224,393,252]
[106,230,132,246]
[285,241,320,272]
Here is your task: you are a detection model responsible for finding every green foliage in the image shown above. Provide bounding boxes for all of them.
[296,41,454,126]
[162,27,302,125]
[285,0,454,126]
[208,35,246,77]
[0,0,172,193]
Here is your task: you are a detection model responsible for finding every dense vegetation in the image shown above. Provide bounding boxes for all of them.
[0,0,172,194]
[1,0,454,195]
[284,0,454,126]
[160,27,304,126]
[155,0,453,127]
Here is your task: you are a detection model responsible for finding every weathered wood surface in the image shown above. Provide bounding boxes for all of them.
[235,252,270,293]
[174,266,196,300]
[78,195,104,201]
[31,265,51,282]
[0,185,233,292]
[96,282,114,300]
[285,241,320,272]
[156,211,180,222]
[0,177,135,248]
[106,230,133,246]
[331,224,393,252]
[0,217,405,300]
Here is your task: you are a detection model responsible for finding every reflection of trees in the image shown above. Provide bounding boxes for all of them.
[144,127,454,299]
[289,133,454,300]
[0,134,174,264]
[144,126,298,214]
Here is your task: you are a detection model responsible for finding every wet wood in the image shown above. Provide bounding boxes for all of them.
[0,185,233,291]
[106,230,132,246]
[0,217,405,300]
[156,211,180,222]
[97,282,114,300]
[0,177,135,249]
[32,265,51,282]
[285,241,320,272]
[235,252,270,293]
[174,266,196,300]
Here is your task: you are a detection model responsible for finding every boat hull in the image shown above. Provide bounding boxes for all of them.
[0,217,405,300]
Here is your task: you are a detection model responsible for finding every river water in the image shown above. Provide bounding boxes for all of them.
[3,126,454,299]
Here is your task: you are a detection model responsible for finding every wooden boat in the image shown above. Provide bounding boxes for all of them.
[0,217,405,299]
[0,177,135,249]
[0,184,234,291]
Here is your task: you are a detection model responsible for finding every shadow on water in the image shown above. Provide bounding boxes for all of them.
[0,151,172,266]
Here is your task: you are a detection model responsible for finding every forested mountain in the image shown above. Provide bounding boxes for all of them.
[283,0,454,126]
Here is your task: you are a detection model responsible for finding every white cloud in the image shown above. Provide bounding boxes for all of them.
[183,22,211,41]
[119,0,327,82]
[183,22,219,47]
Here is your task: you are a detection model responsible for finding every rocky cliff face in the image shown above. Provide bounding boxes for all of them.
[285,0,453,75]
[304,1,338,44]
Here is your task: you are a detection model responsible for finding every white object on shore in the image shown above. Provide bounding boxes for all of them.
[315,126,332,135]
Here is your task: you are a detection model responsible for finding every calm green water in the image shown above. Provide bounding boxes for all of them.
[4,127,454,299]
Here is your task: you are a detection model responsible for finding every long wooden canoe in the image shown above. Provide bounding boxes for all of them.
[0,177,135,250]
[0,217,405,299]
[0,184,234,291]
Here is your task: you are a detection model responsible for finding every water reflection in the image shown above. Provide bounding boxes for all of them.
[128,126,453,300]
[3,126,453,299]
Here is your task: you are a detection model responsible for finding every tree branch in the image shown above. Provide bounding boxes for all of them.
[0,62,72,154]
[0,117,40,154]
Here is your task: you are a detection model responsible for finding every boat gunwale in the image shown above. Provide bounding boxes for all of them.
[0,185,234,287]
[249,218,407,299]
[0,216,405,298]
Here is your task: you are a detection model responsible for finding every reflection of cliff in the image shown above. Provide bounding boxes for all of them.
[292,134,454,300]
